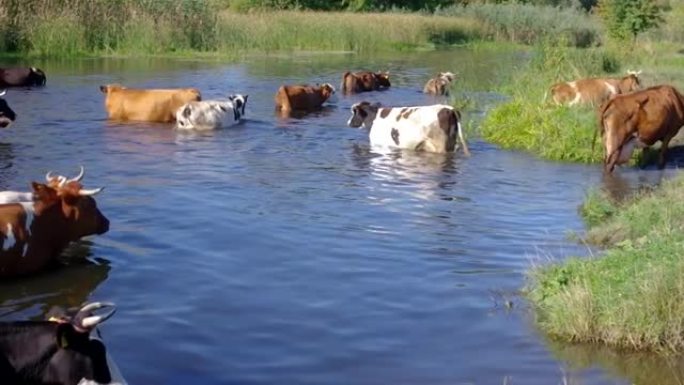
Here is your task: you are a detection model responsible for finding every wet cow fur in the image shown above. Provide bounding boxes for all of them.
[341,71,391,94]
[423,72,456,96]
[347,101,470,154]
[100,84,201,123]
[551,72,642,107]
[599,85,684,173]
[0,304,122,385]
[0,181,109,277]
[274,83,336,114]
[0,67,46,87]
[176,94,249,130]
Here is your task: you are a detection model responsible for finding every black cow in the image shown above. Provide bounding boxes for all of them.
[0,302,126,385]
[0,67,47,87]
[0,90,17,128]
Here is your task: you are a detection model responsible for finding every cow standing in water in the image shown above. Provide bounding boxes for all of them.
[0,302,127,384]
[0,67,46,87]
[550,70,642,107]
[347,101,470,155]
[599,85,684,173]
[274,83,337,115]
[423,72,456,96]
[176,94,249,130]
[341,71,391,94]
[0,90,17,128]
[100,84,201,123]
[0,175,109,277]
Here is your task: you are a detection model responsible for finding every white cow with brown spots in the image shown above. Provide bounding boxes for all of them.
[347,102,470,154]
[550,70,642,107]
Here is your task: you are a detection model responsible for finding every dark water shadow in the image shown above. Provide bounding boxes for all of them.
[600,171,662,204]
[0,142,14,188]
[0,256,111,321]
[548,340,684,385]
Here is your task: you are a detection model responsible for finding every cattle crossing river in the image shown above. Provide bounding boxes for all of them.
[0,49,679,384]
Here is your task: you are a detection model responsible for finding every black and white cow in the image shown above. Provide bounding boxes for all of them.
[176,94,248,130]
[347,101,470,154]
[0,89,17,128]
[0,302,127,385]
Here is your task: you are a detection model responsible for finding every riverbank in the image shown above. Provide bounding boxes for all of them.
[0,2,597,58]
[528,175,684,352]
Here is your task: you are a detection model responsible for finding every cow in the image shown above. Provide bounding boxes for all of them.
[0,67,46,87]
[341,71,391,94]
[274,83,336,114]
[598,84,684,173]
[423,71,456,96]
[176,94,248,130]
[100,84,201,123]
[0,177,109,277]
[550,70,642,107]
[0,166,85,205]
[0,302,127,385]
[0,90,17,128]
[347,101,470,155]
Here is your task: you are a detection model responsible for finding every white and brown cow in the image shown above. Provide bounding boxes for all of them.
[347,102,470,155]
[423,72,456,96]
[176,94,248,130]
[598,84,684,173]
[0,176,109,277]
[550,70,642,107]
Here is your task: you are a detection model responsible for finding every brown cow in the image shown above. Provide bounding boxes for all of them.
[599,85,684,173]
[0,67,46,87]
[0,179,109,277]
[423,71,456,96]
[551,70,642,107]
[341,71,391,94]
[274,83,336,114]
[100,84,201,123]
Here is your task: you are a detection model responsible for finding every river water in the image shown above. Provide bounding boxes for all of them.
[0,49,679,385]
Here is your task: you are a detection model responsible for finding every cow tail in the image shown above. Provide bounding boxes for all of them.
[593,99,611,155]
[341,72,351,93]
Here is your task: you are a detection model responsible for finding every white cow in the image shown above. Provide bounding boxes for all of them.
[176,94,248,130]
[347,102,470,155]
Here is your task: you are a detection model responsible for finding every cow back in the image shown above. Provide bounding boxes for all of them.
[104,87,201,123]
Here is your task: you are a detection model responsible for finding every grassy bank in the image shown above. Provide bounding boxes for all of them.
[528,176,684,352]
[0,1,599,57]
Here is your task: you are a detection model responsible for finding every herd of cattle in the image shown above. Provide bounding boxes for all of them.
[0,63,682,384]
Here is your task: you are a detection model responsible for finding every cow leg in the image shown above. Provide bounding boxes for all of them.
[658,134,675,169]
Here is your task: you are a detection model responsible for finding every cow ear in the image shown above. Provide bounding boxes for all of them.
[99,85,108,93]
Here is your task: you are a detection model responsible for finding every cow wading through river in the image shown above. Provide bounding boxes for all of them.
[0,171,109,277]
[347,102,470,155]
[598,84,684,173]
[0,302,127,385]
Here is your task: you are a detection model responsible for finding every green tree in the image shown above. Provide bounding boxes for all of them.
[598,0,662,41]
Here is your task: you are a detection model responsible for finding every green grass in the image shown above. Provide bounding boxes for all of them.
[528,176,684,352]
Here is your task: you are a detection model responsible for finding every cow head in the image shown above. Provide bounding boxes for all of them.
[99,84,125,94]
[439,71,456,83]
[229,94,249,119]
[57,181,109,239]
[621,70,643,93]
[374,72,391,88]
[29,67,47,86]
[347,101,381,129]
[0,90,17,128]
[319,83,337,103]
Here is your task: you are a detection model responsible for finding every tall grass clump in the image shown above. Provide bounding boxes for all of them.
[0,0,220,57]
[479,40,622,163]
[437,3,601,48]
[217,10,484,53]
[528,175,684,352]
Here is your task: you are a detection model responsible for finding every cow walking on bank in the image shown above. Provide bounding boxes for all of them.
[347,102,470,155]
[0,302,127,384]
[550,70,642,107]
[598,85,684,173]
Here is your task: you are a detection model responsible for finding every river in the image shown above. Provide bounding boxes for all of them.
[0,49,679,385]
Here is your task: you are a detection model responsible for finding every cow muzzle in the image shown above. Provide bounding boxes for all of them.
[96,215,110,235]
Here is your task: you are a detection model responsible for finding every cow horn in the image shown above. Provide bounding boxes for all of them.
[45,170,56,182]
[0,89,6,97]
[77,302,117,329]
[78,187,104,196]
[67,165,85,183]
